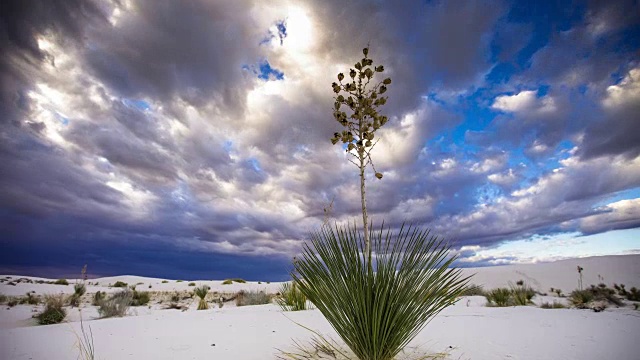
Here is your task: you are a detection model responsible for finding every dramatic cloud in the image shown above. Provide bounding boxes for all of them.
[0,0,638,278]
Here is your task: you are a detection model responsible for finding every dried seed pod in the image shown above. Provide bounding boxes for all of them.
[375,172,383,179]
[338,73,344,81]
[383,78,391,85]
[363,47,369,56]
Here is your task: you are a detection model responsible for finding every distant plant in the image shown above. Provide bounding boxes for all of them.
[276,281,311,311]
[97,290,132,318]
[92,291,105,306]
[112,281,128,288]
[569,289,594,309]
[37,294,66,325]
[613,283,627,296]
[7,299,18,307]
[69,283,87,307]
[131,291,150,306]
[161,280,169,284]
[176,280,183,283]
[19,292,39,305]
[188,282,196,286]
[0,293,6,304]
[554,288,563,297]
[577,266,584,291]
[222,279,233,285]
[486,288,512,307]
[626,287,640,301]
[460,284,485,297]
[148,285,152,289]
[170,293,181,302]
[236,290,271,307]
[540,301,566,309]
[586,284,623,306]
[511,282,535,306]
[54,279,69,285]
[194,285,209,310]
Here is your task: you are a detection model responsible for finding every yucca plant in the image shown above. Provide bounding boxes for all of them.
[486,288,512,307]
[292,223,470,360]
[194,285,209,310]
[277,281,311,311]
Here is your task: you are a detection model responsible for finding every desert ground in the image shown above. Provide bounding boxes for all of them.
[1,254,639,360]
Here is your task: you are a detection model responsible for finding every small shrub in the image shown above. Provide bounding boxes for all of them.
[236,290,271,306]
[626,287,640,301]
[613,283,627,296]
[69,283,87,307]
[511,283,535,306]
[54,279,69,285]
[148,285,152,288]
[170,293,181,302]
[569,290,594,308]
[222,279,233,285]
[92,291,105,306]
[194,285,209,310]
[486,288,512,307]
[37,294,66,325]
[162,280,169,283]
[112,281,128,288]
[176,280,183,283]
[26,292,40,305]
[540,301,566,309]
[555,289,563,297]
[0,293,6,304]
[131,291,150,306]
[188,282,196,286]
[7,299,18,307]
[460,284,485,297]
[98,290,133,318]
[276,282,311,311]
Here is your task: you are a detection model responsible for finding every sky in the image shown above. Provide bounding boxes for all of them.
[0,0,639,280]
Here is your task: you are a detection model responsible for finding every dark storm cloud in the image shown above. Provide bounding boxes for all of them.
[0,0,106,124]
[1,0,639,279]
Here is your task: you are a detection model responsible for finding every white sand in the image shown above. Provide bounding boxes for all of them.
[1,254,639,360]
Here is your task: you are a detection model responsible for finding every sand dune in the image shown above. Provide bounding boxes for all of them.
[1,254,639,359]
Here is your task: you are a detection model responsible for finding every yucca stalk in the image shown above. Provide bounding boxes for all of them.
[194,285,209,310]
[292,222,470,360]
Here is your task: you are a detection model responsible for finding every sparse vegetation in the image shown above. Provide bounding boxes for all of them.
[69,283,87,307]
[511,282,535,306]
[97,290,133,318]
[486,288,512,307]
[222,279,233,285]
[276,281,311,311]
[188,282,196,286]
[112,281,128,288]
[74,314,95,360]
[92,291,105,306]
[540,301,566,309]
[236,290,271,307]
[626,287,640,301]
[162,280,169,283]
[54,279,69,285]
[37,294,66,325]
[131,291,150,306]
[7,299,18,307]
[176,280,183,283]
[0,293,6,304]
[569,290,595,309]
[222,278,247,285]
[460,284,485,297]
[23,292,39,305]
[194,285,209,310]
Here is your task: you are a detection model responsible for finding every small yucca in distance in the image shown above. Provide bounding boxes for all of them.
[194,285,209,310]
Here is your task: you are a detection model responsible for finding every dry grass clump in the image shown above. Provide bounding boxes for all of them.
[54,279,69,285]
[37,294,67,325]
[112,281,128,288]
[236,290,271,306]
[460,284,485,297]
[486,288,512,307]
[540,301,566,309]
[69,283,86,307]
[97,290,132,318]
[222,278,247,285]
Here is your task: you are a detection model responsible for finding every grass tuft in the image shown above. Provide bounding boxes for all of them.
[460,284,485,297]
[277,281,312,311]
[54,279,69,285]
[194,285,209,310]
[97,290,132,318]
[37,294,66,325]
[486,288,512,307]
[236,290,271,306]
[540,301,566,309]
[112,281,128,288]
